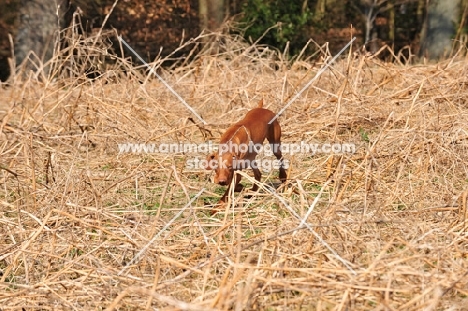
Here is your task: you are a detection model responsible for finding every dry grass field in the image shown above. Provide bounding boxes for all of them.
[1,29,468,310]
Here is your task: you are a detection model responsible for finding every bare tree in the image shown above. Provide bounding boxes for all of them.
[357,0,417,52]
[361,0,383,44]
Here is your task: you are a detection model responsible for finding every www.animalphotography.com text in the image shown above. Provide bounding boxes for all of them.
[118,141,356,169]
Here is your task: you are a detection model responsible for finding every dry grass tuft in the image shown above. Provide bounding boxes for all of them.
[1,27,468,310]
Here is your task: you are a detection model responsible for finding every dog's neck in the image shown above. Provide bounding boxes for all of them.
[221,125,251,145]
[218,125,252,158]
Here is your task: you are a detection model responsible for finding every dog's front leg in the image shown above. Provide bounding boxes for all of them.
[213,172,243,215]
[219,172,243,202]
[250,160,262,191]
[233,172,244,192]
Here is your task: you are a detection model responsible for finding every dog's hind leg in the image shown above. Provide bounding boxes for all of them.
[267,120,287,183]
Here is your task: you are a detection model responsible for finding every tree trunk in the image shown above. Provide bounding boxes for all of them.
[315,0,326,20]
[208,0,225,30]
[420,0,460,59]
[416,0,426,27]
[364,6,374,46]
[388,0,395,48]
[14,0,67,75]
[199,0,225,31]
[199,0,208,31]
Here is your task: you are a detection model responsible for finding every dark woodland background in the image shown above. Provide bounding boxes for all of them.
[0,0,467,81]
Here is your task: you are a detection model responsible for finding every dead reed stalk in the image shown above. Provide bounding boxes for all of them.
[1,26,467,310]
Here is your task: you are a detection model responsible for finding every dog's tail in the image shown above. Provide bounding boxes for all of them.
[257,98,264,108]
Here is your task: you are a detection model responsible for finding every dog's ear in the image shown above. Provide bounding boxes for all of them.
[204,153,218,170]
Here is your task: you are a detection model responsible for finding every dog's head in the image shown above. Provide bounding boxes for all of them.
[204,151,237,186]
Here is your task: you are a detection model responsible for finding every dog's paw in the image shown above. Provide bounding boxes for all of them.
[210,201,227,215]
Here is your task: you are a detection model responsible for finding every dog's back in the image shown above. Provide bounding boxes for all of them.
[205,98,286,213]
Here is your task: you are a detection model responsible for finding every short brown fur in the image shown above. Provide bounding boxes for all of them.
[205,99,286,213]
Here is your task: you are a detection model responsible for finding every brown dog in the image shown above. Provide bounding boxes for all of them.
[205,99,287,211]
